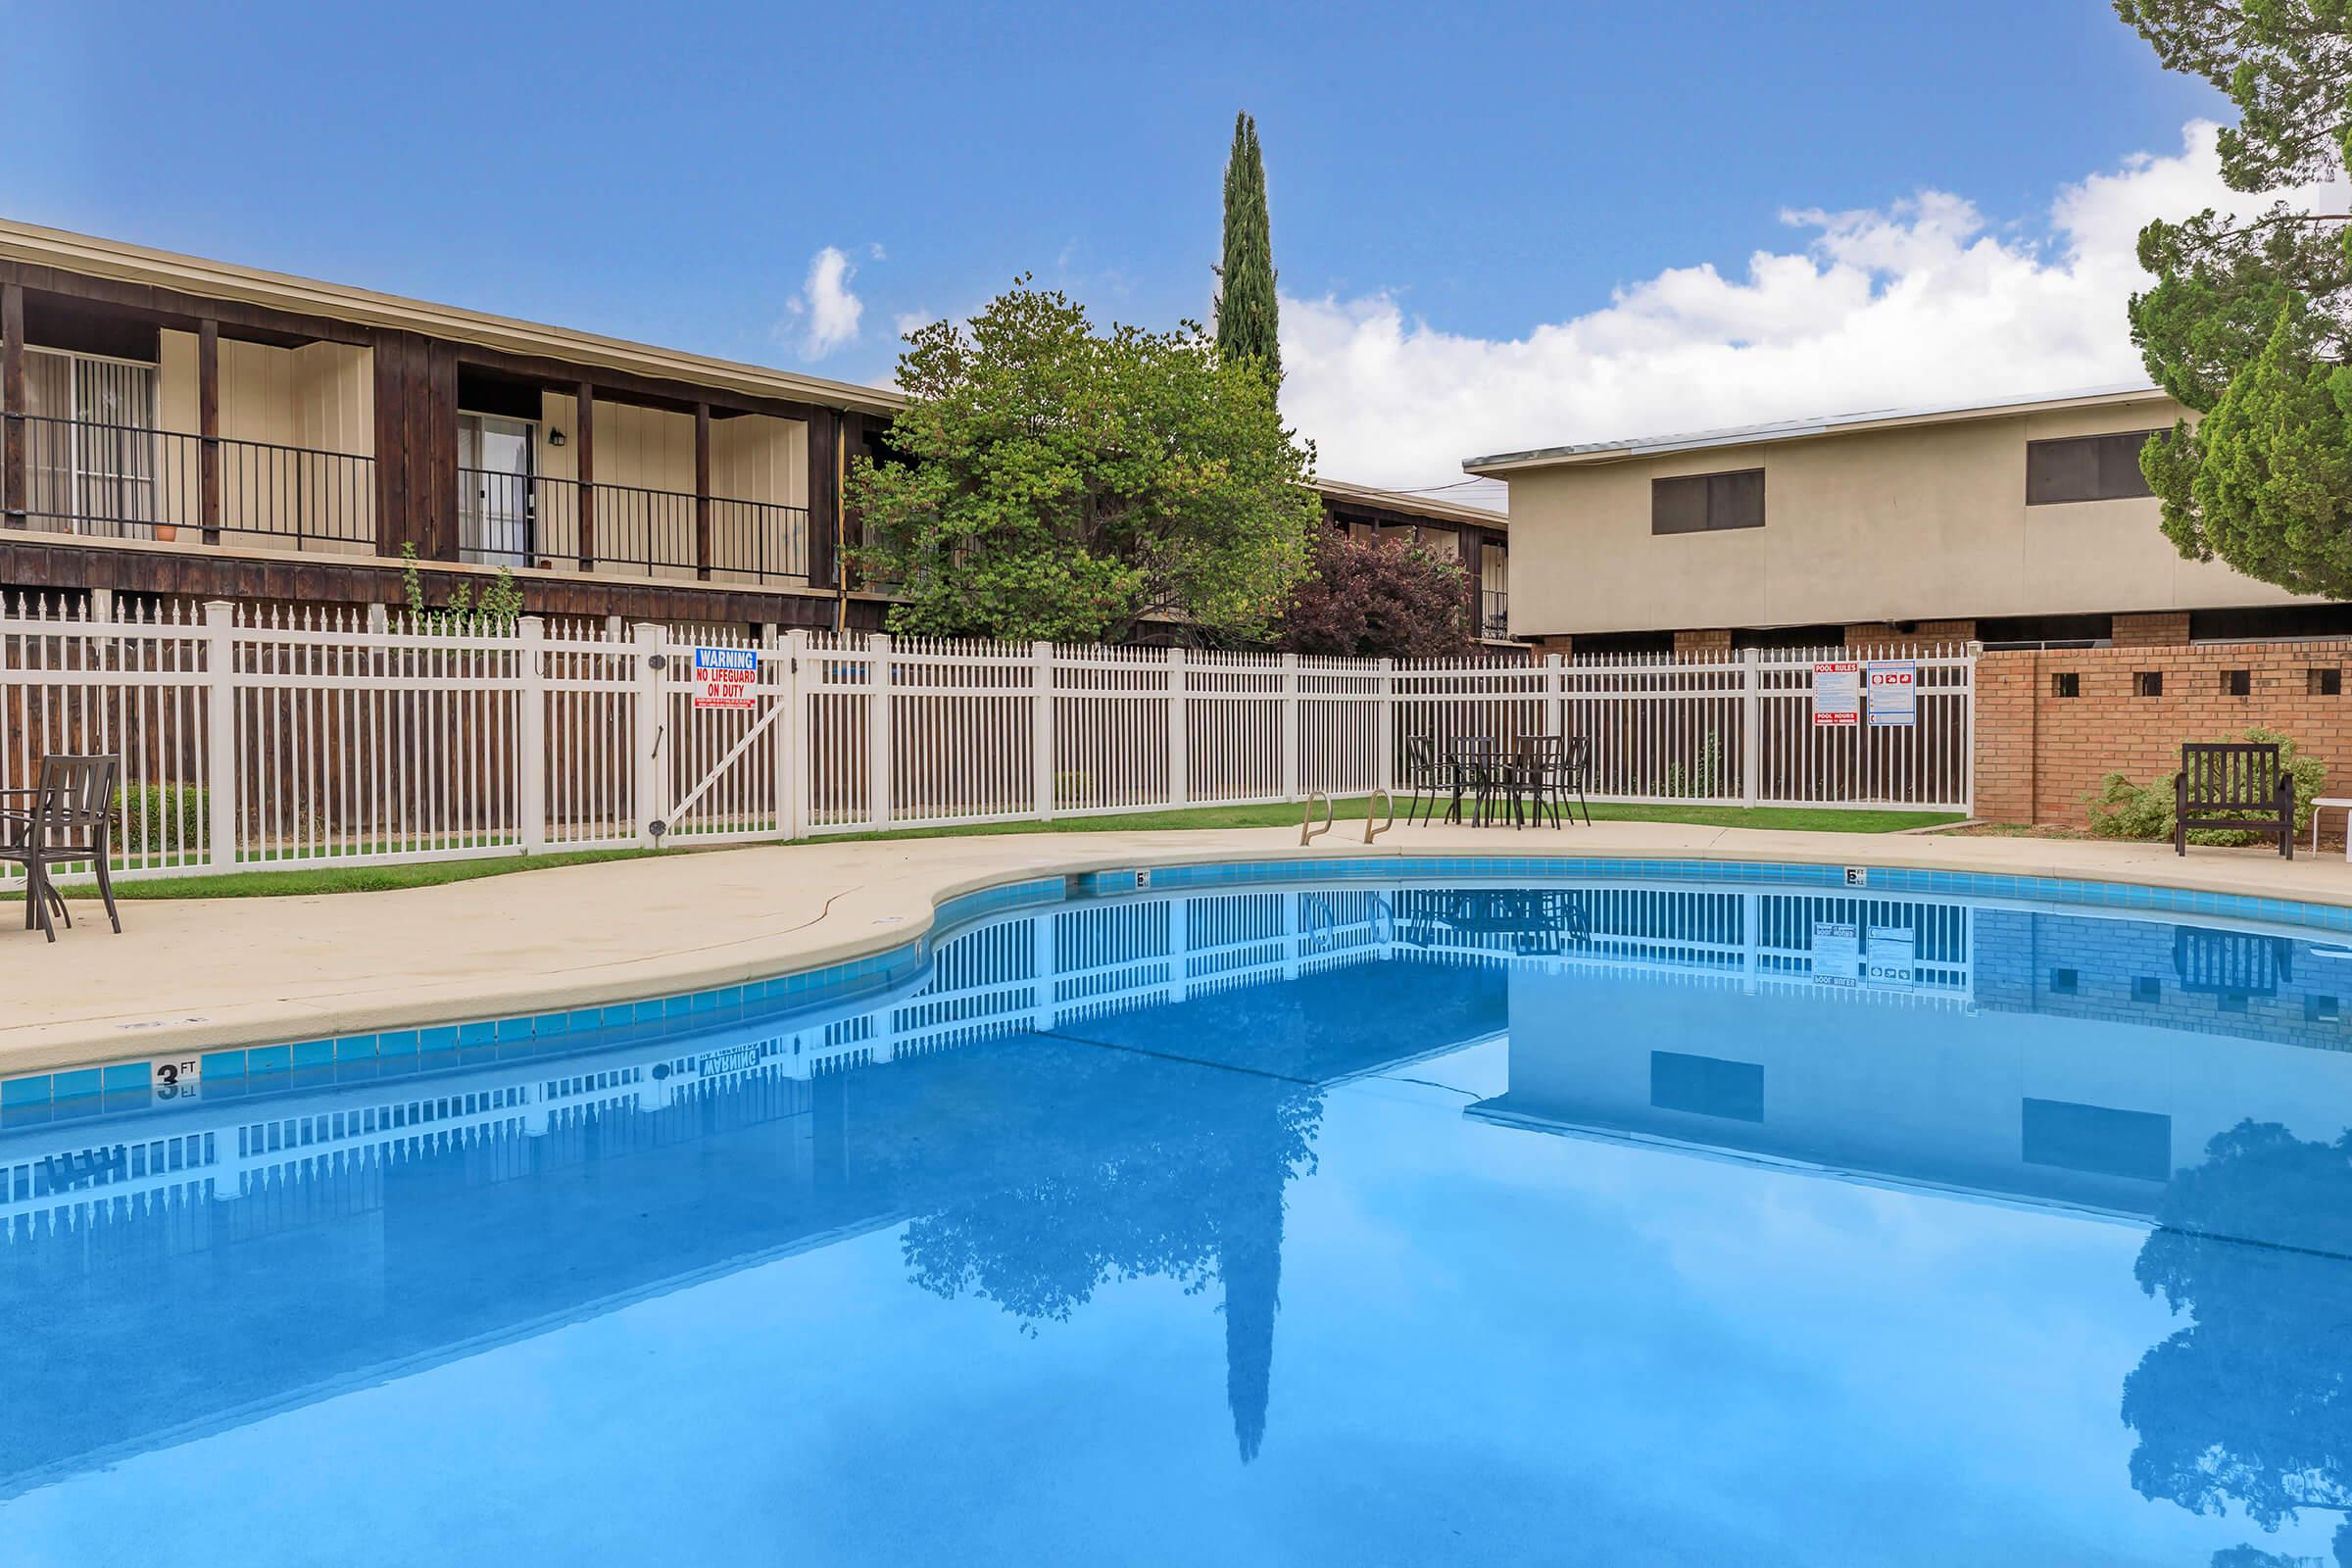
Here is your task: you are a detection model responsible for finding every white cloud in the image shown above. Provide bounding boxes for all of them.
[1279,122,2348,501]
[782,246,865,361]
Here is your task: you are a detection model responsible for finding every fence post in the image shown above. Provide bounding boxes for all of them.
[517,615,547,855]
[1375,658,1396,796]
[866,632,894,830]
[1032,641,1055,820]
[1166,647,1189,809]
[1281,653,1300,801]
[632,622,668,846]
[1543,653,1565,740]
[778,628,807,843]
[202,600,237,873]
[1740,646,1763,807]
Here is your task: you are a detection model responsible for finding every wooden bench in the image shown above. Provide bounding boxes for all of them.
[2175,741,2294,858]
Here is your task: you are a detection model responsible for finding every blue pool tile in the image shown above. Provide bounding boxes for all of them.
[51,1068,102,1102]
[378,1031,418,1057]
[457,1021,496,1047]
[101,1061,151,1092]
[290,1039,335,1068]
[246,1045,291,1074]
[202,1050,247,1080]
[336,1036,379,1062]
[419,1026,460,1053]
[1,1075,52,1107]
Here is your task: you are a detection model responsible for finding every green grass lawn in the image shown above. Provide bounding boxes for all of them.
[11,798,1960,902]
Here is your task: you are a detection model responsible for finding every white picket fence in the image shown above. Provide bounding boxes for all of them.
[0,595,1972,884]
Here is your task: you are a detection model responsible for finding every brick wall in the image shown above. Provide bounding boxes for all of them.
[1842,619,1978,652]
[1674,627,1733,655]
[1974,638,2352,825]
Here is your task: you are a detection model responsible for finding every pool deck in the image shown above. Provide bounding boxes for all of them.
[8,820,2352,1074]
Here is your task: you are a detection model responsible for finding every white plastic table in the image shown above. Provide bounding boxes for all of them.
[2313,797,2352,860]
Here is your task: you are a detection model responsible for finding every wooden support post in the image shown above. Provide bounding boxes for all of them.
[2,281,24,529]
[694,401,711,581]
[575,381,596,570]
[198,318,221,543]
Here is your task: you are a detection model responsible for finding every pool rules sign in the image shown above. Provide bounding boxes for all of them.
[1811,662,1861,727]
[691,647,759,710]
[1865,660,1918,728]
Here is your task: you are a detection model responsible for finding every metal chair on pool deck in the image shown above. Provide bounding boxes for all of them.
[1399,736,1449,824]
[0,755,122,943]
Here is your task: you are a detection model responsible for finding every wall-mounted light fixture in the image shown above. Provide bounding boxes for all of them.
[548,429,567,447]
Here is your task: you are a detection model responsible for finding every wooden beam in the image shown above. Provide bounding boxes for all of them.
[454,340,839,423]
[0,261,372,346]
[198,318,221,543]
[371,331,413,558]
[694,401,711,581]
[575,381,596,570]
[807,410,838,590]
[2,281,22,529]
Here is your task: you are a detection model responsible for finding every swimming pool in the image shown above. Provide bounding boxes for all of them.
[7,867,2352,1565]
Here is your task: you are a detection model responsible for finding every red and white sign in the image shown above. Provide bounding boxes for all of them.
[1812,662,1861,727]
[692,647,759,710]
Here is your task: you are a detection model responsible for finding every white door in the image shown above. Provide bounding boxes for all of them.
[458,413,535,566]
[24,349,159,538]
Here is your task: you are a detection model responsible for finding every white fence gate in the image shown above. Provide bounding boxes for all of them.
[0,595,1972,885]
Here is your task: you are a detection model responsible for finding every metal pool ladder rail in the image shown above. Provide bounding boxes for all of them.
[1363,788,1396,844]
[1299,792,1334,846]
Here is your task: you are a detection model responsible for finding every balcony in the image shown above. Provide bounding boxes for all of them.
[1481,588,1510,642]
[456,469,809,583]
[12,416,814,587]
[19,414,376,553]
[4,331,828,596]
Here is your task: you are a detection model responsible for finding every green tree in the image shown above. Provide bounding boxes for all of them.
[2115,2,2352,592]
[1216,111,1282,382]
[850,279,1320,645]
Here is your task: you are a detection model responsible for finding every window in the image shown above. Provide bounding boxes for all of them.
[2026,429,2162,505]
[2221,668,2251,697]
[1652,468,1765,534]
[2310,667,2342,697]
[2132,977,2162,1004]
[1649,1052,1764,1123]
[2134,671,2163,698]
[2307,995,2339,1022]
[2022,1099,2173,1183]
[2050,968,2079,995]
[2051,672,2081,699]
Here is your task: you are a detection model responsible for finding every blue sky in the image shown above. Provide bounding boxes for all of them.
[3,1,2232,493]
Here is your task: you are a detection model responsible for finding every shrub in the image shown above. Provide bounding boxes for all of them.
[2084,726,2326,845]
[116,783,209,848]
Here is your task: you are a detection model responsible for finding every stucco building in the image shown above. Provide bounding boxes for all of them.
[1464,386,2337,655]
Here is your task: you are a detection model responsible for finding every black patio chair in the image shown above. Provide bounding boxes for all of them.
[1399,736,1448,824]
[0,755,122,943]
[1510,735,1569,830]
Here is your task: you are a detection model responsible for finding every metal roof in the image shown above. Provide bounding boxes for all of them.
[1461,383,2175,475]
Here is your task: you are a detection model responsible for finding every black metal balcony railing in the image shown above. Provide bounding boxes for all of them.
[1481,589,1509,641]
[17,415,376,550]
[457,468,810,582]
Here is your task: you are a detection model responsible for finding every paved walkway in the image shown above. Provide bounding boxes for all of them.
[8,820,2352,1074]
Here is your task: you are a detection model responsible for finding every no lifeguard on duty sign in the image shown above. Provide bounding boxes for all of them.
[691,646,760,710]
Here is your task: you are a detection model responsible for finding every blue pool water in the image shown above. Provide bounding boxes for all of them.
[8,873,2352,1565]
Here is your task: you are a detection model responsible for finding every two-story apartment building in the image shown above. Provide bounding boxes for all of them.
[0,219,1508,641]
[0,219,911,632]
[1465,386,2331,654]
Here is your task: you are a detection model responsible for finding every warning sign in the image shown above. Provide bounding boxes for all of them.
[1812,662,1861,727]
[1866,661,1918,728]
[692,646,759,710]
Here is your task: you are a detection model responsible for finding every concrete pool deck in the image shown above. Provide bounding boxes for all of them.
[8,820,2352,1074]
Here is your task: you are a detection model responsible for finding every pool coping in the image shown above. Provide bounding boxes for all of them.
[10,823,2352,1110]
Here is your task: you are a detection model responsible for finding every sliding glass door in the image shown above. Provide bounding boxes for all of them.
[457,413,535,566]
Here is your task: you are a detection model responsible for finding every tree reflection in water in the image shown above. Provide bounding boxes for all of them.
[2127,1121,2352,1567]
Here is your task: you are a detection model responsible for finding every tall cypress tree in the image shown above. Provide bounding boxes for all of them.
[1216,112,1281,383]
